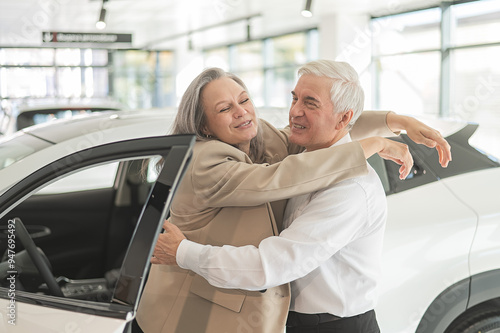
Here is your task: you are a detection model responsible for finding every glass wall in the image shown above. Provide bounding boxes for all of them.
[112,50,175,109]
[371,0,500,158]
[0,48,109,100]
[204,29,318,110]
[372,8,441,117]
[0,48,175,118]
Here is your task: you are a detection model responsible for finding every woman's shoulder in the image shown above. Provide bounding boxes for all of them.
[193,140,249,162]
[258,118,289,144]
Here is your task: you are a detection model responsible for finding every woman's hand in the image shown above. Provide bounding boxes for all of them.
[151,220,186,265]
[386,113,452,167]
[359,137,414,180]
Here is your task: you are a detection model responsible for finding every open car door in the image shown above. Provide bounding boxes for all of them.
[0,134,194,332]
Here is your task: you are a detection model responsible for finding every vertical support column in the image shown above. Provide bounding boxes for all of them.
[440,2,452,117]
[318,13,372,108]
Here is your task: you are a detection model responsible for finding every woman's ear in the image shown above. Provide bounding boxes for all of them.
[201,125,212,137]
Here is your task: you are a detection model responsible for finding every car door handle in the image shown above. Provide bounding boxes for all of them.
[25,225,51,239]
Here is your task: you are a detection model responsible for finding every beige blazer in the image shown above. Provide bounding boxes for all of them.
[136,111,394,333]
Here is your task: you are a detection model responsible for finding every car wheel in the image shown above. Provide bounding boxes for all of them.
[446,306,500,333]
[14,217,64,297]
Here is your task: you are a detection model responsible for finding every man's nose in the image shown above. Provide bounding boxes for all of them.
[289,102,304,118]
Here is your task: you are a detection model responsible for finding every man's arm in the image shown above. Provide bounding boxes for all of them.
[153,183,370,290]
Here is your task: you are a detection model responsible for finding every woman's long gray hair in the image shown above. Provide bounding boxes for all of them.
[171,67,266,163]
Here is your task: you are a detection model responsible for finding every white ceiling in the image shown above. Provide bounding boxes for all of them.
[0,0,439,49]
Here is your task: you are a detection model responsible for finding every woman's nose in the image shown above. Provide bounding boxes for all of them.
[233,104,247,117]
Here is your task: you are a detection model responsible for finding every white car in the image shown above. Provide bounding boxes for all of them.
[371,123,500,333]
[0,110,499,332]
[0,102,122,137]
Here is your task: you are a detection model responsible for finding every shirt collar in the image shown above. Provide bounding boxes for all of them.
[305,133,352,152]
[331,133,352,147]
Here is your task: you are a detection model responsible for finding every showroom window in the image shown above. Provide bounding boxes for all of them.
[112,50,175,109]
[0,48,176,117]
[0,48,109,99]
[371,0,500,158]
[204,29,318,108]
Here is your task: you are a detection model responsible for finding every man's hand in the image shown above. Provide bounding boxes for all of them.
[151,220,186,265]
[387,113,452,167]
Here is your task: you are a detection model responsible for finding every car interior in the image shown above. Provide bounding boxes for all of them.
[0,157,160,302]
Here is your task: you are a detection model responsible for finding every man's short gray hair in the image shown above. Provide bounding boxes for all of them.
[298,60,364,129]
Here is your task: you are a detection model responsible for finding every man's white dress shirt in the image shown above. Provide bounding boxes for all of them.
[177,134,387,317]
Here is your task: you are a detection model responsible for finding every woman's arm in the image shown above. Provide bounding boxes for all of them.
[336,111,452,167]
[191,137,412,208]
[359,137,413,180]
[192,140,368,207]
[350,111,396,139]
[386,113,452,167]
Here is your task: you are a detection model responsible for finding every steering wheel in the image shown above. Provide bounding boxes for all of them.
[14,217,64,297]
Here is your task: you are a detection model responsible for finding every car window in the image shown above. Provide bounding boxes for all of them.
[36,162,120,194]
[367,155,391,194]
[0,133,51,171]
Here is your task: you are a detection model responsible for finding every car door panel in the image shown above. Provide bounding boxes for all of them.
[376,181,477,333]
[2,188,115,278]
[441,168,500,275]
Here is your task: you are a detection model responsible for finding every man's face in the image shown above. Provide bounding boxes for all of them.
[288,74,345,151]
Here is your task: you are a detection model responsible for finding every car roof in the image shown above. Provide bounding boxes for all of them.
[17,105,121,113]
[22,108,177,144]
[0,108,178,194]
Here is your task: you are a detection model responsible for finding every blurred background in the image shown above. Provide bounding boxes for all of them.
[0,0,499,156]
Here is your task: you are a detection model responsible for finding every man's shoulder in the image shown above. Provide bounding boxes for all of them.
[316,166,385,201]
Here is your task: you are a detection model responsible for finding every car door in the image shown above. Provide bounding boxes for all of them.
[0,134,194,332]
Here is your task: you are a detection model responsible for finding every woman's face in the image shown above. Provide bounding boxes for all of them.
[201,77,258,153]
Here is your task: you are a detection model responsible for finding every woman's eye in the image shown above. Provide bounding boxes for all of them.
[240,98,249,104]
[220,107,230,113]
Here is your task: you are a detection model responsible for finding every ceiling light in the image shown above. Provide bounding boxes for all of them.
[301,0,313,18]
[96,2,107,30]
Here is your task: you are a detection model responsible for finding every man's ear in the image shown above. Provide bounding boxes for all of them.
[336,110,354,130]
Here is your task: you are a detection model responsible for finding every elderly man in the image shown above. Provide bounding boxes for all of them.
[151,60,442,333]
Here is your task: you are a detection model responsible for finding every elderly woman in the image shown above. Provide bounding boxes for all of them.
[136,68,450,333]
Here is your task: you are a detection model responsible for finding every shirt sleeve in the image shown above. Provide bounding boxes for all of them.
[177,181,369,290]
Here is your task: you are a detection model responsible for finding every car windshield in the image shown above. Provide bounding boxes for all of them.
[0,133,51,171]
